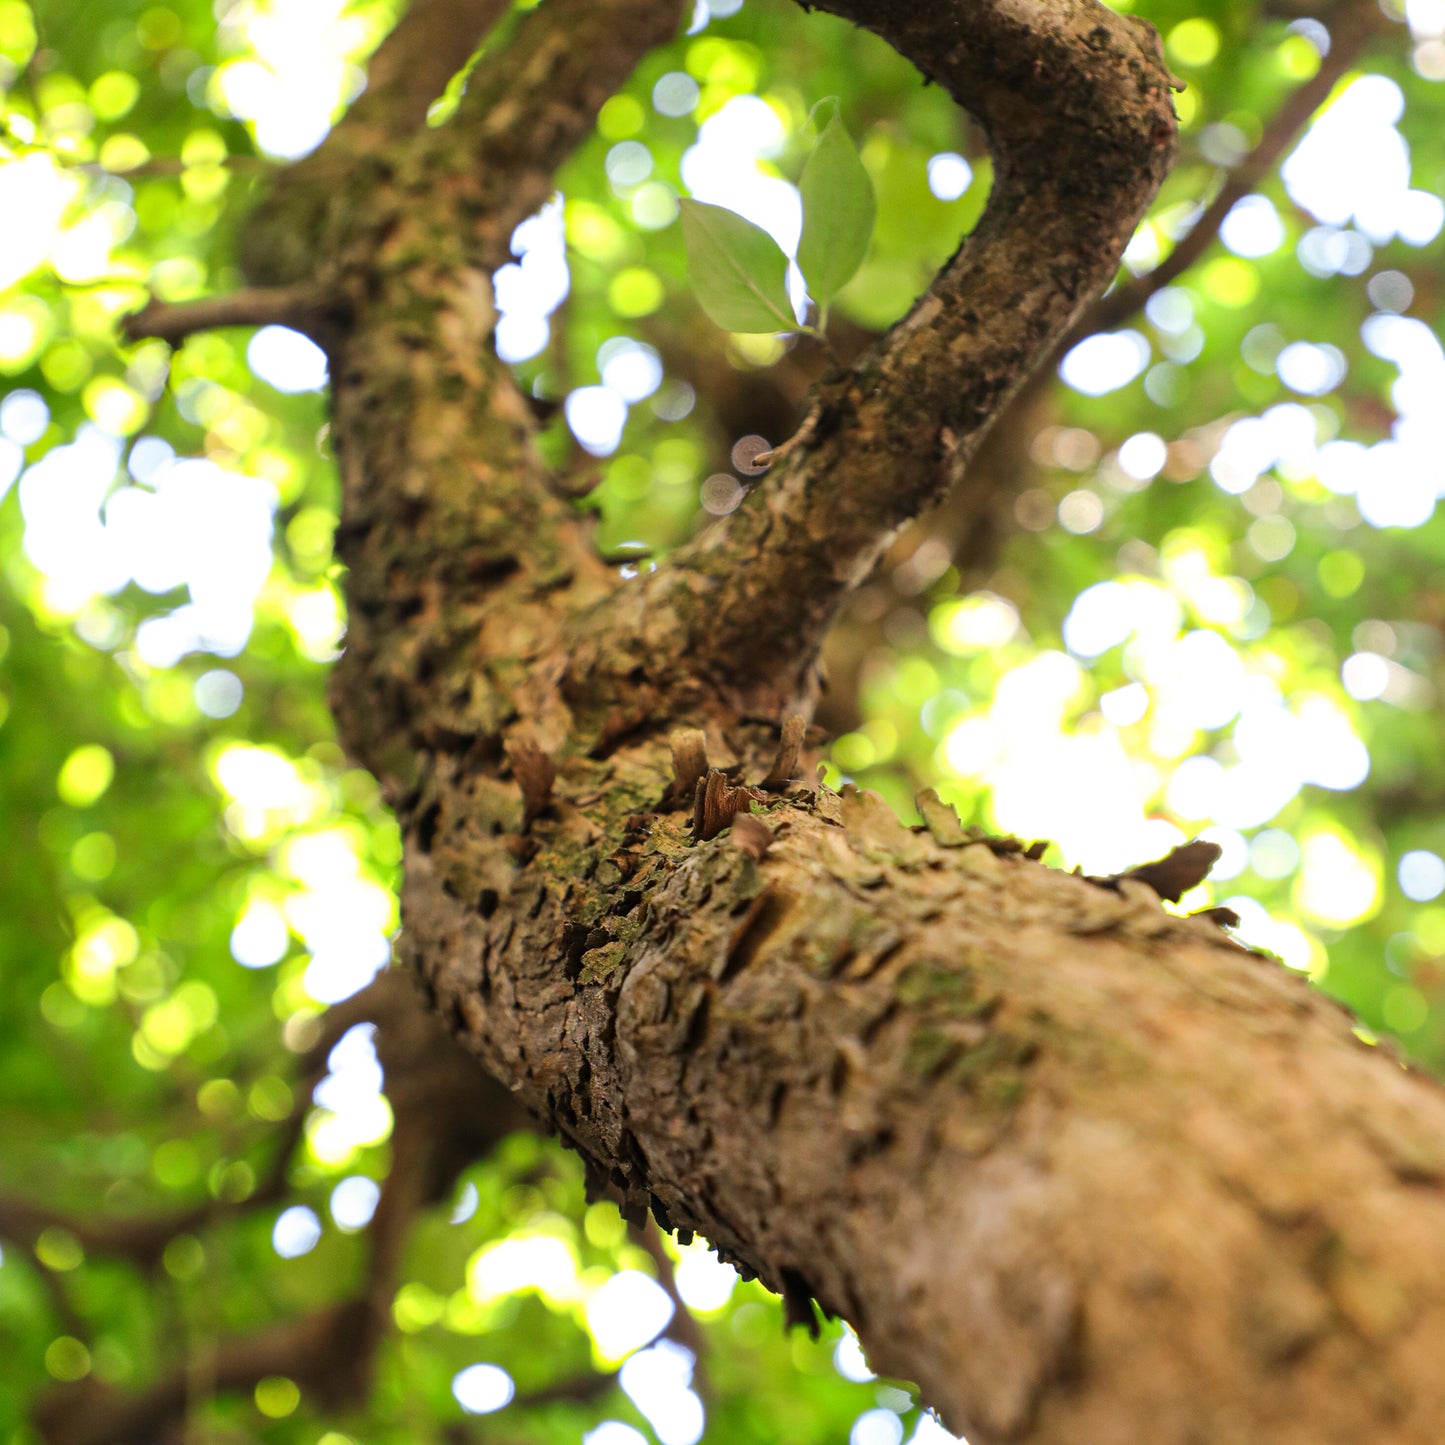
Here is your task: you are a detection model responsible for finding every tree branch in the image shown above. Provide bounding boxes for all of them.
[120,285,336,347]
[597,0,1177,712]
[345,0,514,139]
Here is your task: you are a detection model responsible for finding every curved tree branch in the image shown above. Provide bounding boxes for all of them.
[585,0,1176,712]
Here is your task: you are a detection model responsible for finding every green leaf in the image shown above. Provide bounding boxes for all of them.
[680,199,796,334]
[797,107,876,308]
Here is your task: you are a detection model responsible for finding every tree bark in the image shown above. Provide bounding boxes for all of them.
[217,0,1445,1441]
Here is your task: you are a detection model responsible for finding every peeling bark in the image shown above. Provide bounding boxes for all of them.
[204,0,1445,1440]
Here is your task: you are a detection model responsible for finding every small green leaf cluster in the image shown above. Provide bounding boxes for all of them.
[680,98,876,338]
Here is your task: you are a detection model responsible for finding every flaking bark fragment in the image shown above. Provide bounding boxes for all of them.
[730,812,775,861]
[668,728,710,802]
[916,787,968,847]
[1111,838,1222,902]
[693,769,764,842]
[759,714,806,790]
[504,731,555,831]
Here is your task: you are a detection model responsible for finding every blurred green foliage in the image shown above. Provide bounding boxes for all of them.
[2,0,1445,1440]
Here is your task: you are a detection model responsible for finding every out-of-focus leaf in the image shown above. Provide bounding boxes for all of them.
[680,198,796,334]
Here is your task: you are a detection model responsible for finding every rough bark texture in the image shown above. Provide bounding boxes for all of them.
[192,0,1445,1440]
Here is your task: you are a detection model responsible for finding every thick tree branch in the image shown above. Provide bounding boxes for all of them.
[346,0,513,138]
[813,0,1386,736]
[226,0,1445,1440]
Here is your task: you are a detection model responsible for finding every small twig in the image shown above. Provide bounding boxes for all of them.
[750,406,821,470]
[121,284,338,347]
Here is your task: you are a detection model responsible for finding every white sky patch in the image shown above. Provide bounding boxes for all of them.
[1063,581,1135,658]
[1400,849,1445,900]
[1169,693,1370,831]
[834,1328,876,1383]
[620,1341,705,1445]
[599,338,664,402]
[230,900,290,968]
[275,830,394,1004]
[1282,74,1442,246]
[248,326,329,392]
[494,198,570,364]
[310,1023,392,1163]
[585,1270,675,1360]
[0,155,82,292]
[908,1416,970,1445]
[195,669,244,718]
[1220,194,1285,257]
[682,96,802,258]
[214,0,368,159]
[654,72,701,117]
[566,386,628,456]
[1208,405,1320,495]
[2,389,50,445]
[926,152,973,201]
[1117,432,1167,482]
[1354,441,1437,530]
[1296,832,1380,928]
[1058,330,1150,396]
[468,1233,581,1308]
[852,1409,905,1445]
[1100,682,1149,728]
[1221,896,1316,971]
[450,1180,480,1224]
[21,446,277,662]
[673,1248,738,1312]
[584,1426,649,1445]
[18,428,127,607]
[1275,341,1346,396]
[453,1363,515,1415]
[330,1175,381,1231]
[272,1205,322,1259]
[1199,826,1249,880]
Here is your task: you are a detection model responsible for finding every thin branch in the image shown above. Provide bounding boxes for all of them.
[0,1069,314,1268]
[802,0,1389,721]
[31,974,517,1445]
[628,1219,712,1400]
[121,285,336,347]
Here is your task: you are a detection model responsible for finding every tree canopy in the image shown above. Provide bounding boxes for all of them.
[3,0,1445,1441]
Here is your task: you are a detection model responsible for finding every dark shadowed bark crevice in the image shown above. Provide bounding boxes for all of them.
[112,0,1445,1441]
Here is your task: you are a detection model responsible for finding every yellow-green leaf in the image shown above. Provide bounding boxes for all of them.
[680,199,796,334]
[797,107,876,307]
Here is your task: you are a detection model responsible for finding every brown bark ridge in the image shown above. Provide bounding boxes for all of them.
[182,0,1445,1440]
